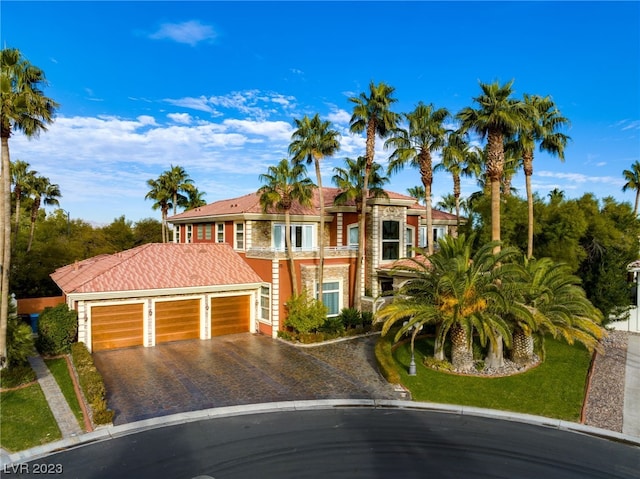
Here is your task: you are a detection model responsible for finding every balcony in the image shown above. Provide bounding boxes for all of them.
[246,245,358,260]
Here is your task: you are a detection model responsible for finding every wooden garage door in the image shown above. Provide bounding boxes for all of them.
[211,295,250,337]
[155,299,201,344]
[91,303,144,352]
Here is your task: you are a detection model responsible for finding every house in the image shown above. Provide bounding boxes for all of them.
[50,243,268,352]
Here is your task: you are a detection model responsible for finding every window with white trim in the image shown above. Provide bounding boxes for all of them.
[216,223,225,243]
[174,226,180,243]
[273,223,315,251]
[186,224,193,243]
[260,286,270,321]
[405,226,415,258]
[382,220,400,260]
[347,224,359,247]
[205,224,212,241]
[235,222,245,250]
[419,226,447,248]
[316,281,341,317]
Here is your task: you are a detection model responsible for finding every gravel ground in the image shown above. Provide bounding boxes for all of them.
[583,330,628,432]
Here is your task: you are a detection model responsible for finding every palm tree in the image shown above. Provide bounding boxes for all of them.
[436,194,457,213]
[622,160,640,215]
[145,178,172,243]
[163,165,195,216]
[289,114,340,300]
[457,80,528,369]
[258,159,315,296]
[407,186,426,205]
[435,131,482,229]
[349,81,399,309]
[186,187,207,209]
[548,187,565,204]
[25,175,61,252]
[386,103,450,256]
[10,159,37,238]
[516,94,570,257]
[0,48,58,367]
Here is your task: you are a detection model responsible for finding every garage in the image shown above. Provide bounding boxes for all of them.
[91,303,144,352]
[155,298,201,344]
[211,295,250,336]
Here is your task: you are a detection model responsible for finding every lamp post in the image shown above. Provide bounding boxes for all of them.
[403,320,422,376]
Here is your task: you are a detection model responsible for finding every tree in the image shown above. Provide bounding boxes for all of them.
[436,194,457,213]
[185,187,207,209]
[387,103,450,256]
[1,47,58,368]
[25,175,61,253]
[435,131,482,229]
[145,177,172,243]
[407,186,426,205]
[163,165,195,216]
[133,218,163,245]
[289,114,340,301]
[622,160,640,215]
[456,80,528,368]
[516,94,570,257]
[258,159,315,296]
[10,159,36,238]
[349,81,399,308]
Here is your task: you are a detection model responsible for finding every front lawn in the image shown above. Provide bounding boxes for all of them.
[393,337,592,421]
[45,357,85,430]
[0,384,61,452]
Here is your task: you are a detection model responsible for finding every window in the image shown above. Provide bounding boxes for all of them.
[260,286,270,321]
[205,224,212,241]
[186,225,193,244]
[317,281,341,317]
[405,226,414,258]
[216,223,225,243]
[273,224,314,251]
[347,224,359,247]
[382,220,400,260]
[197,225,204,240]
[235,222,244,250]
[174,226,180,243]
[419,226,446,248]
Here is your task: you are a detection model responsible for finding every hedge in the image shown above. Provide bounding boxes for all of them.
[70,342,114,425]
[374,332,401,384]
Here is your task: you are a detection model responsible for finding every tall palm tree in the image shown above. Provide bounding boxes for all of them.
[145,178,172,243]
[407,185,426,205]
[457,80,528,369]
[435,131,482,229]
[186,187,207,209]
[289,114,340,300]
[10,159,37,238]
[386,103,450,256]
[349,81,399,309]
[436,194,457,213]
[548,187,565,204]
[163,165,195,216]
[0,47,58,367]
[516,94,570,257]
[25,175,61,252]
[258,159,315,296]
[622,160,640,216]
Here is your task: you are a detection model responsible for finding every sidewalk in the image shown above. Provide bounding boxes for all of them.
[27,356,83,439]
[623,334,640,437]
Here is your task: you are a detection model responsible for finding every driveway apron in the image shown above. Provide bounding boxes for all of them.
[93,334,398,425]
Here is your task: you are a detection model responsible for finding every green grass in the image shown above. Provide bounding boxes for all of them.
[0,384,61,452]
[45,357,85,430]
[393,337,592,421]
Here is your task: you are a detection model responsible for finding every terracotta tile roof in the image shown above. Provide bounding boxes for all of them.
[378,254,432,271]
[51,243,263,294]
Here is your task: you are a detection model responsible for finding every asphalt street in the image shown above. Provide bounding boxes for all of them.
[5,408,639,479]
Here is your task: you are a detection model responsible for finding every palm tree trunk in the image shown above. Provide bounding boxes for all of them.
[26,199,40,253]
[635,190,639,216]
[285,211,299,296]
[453,174,461,231]
[1,135,11,368]
[434,323,445,360]
[523,152,534,259]
[450,324,473,372]
[315,160,325,301]
[420,151,434,256]
[511,329,535,366]
[14,187,21,238]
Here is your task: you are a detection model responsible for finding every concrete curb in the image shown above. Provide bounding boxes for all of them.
[3,399,639,467]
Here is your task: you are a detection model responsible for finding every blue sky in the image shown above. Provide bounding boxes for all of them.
[2,1,639,225]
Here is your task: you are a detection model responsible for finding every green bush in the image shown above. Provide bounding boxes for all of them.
[285,291,328,334]
[338,307,362,329]
[36,304,78,355]
[70,342,114,425]
[319,316,345,335]
[7,315,35,367]
[0,365,36,389]
[374,333,401,384]
[361,311,374,327]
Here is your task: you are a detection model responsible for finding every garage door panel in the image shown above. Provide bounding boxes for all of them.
[155,299,201,344]
[211,295,249,337]
[92,303,144,351]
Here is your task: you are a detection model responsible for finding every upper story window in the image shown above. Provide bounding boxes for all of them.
[347,224,359,247]
[216,223,225,243]
[235,222,245,250]
[382,220,400,260]
[186,225,193,244]
[197,224,204,240]
[419,226,447,248]
[174,226,180,243]
[205,224,212,241]
[273,223,315,251]
[405,226,415,258]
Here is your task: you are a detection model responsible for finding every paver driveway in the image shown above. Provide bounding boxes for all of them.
[93,333,398,425]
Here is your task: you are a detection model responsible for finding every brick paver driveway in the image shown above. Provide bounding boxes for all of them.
[93,333,398,425]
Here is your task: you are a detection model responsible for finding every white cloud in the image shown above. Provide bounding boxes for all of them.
[537,170,623,186]
[167,113,193,124]
[148,20,217,46]
[163,96,219,114]
[326,107,351,126]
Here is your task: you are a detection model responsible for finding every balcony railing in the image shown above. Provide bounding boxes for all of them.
[246,245,357,259]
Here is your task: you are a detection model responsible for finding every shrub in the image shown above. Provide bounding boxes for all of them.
[36,304,78,356]
[338,307,362,329]
[361,311,374,327]
[319,316,345,335]
[70,342,114,425]
[0,365,36,389]
[285,291,328,334]
[7,314,35,367]
[374,332,401,384]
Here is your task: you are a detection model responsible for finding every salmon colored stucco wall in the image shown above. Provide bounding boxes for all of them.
[17,296,65,315]
[341,212,359,246]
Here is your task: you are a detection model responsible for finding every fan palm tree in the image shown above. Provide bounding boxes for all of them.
[349,81,400,309]
[25,175,61,252]
[145,178,172,243]
[386,103,450,256]
[0,47,58,367]
[289,114,340,300]
[407,186,426,205]
[258,159,315,296]
[622,160,640,216]
[435,131,482,229]
[436,194,457,214]
[457,80,528,369]
[186,187,207,209]
[516,94,570,257]
[163,165,196,216]
[10,159,37,238]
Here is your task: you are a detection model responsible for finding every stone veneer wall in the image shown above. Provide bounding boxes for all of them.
[300,264,350,310]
